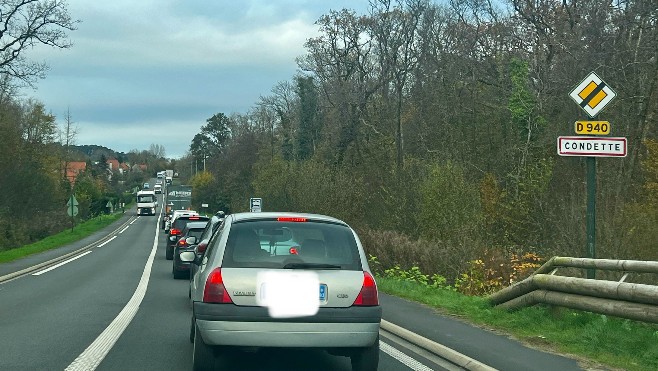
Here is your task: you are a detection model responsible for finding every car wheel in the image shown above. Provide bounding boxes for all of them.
[173,264,186,279]
[166,246,173,260]
[193,323,217,371]
[350,335,379,371]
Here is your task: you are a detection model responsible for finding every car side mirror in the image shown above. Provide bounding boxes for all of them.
[186,236,197,245]
[179,251,198,265]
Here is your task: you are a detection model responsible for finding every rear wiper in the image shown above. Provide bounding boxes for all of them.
[283,263,341,270]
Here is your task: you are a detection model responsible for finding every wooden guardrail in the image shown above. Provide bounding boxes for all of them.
[488,257,658,323]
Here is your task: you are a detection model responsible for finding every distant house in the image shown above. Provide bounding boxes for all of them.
[107,158,120,171]
[119,162,130,174]
[138,164,148,172]
[63,161,87,185]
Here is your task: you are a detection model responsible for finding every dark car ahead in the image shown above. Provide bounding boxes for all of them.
[166,215,210,260]
[173,221,208,279]
[187,212,226,283]
[181,212,381,371]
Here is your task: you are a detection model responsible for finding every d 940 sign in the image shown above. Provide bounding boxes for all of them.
[575,121,610,135]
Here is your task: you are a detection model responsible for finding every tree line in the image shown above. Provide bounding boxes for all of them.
[184,0,658,285]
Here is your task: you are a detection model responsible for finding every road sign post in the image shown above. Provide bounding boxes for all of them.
[563,72,620,279]
[67,194,79,231]
[586,157,596,279]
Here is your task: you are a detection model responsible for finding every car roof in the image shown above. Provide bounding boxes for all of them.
[229,212,346,226]
[182,221,208,230]
[172,210,197,216]
[175,215,210,222]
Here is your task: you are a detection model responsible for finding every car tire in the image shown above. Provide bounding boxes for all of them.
[190,316,195,343]
[350,335,379,371]
[193,323,217,371]
[166,246,173,260]
[173,264,186,279]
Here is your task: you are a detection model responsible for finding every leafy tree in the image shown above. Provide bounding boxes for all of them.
[295,75,321,160]
[202,113,231,154]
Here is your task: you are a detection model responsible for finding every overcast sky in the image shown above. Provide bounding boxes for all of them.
[24,0,370,159]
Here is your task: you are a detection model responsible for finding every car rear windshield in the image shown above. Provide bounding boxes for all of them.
[221,220,362,270]
[186,228,205,240]
[173,216,209,230]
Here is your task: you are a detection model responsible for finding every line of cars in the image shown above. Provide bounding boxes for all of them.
[163,207,382,371]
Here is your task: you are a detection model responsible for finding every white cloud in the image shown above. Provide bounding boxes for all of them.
[34,0,318,69]
[24,0,371,158]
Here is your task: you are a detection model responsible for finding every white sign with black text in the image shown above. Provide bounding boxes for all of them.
[557,136,627,157]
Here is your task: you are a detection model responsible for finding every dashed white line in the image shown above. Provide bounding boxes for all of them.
[32,251,92,276]
[97,236,117,247]
[118,226,130,234]
[129,217,139,225]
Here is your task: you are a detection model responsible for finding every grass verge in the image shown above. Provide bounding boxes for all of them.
[0,213,126,264]
[377,276,658,371]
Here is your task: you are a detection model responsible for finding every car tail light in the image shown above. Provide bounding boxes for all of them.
[197,242,208,253]
[203,268,233,303]
[178,239,187,247]
[170,228,181,236]
[189,216,200,220]
[277,217,307,222]
[353,272,379,306]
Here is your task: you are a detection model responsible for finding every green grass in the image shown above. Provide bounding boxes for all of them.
[0,213,126,264]
[377,276,658,371]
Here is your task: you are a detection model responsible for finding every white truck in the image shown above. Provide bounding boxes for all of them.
[165,169,174,185]
[136,190,158,216]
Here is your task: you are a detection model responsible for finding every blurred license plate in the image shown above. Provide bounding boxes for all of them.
[319,284,327,301]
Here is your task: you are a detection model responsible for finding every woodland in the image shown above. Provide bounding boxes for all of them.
[183,0,658,289]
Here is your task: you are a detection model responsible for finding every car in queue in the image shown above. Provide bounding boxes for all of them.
[187,211,227,285]
[164,209,198,232]
[167,214,209,260]
[181,212,381,371]
[173,221,209,279]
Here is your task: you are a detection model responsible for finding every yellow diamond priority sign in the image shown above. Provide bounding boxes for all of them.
[570,72,616,118]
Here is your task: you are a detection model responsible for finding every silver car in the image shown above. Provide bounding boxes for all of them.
[182,212,381,371]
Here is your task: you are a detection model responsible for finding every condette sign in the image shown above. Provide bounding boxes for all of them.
[557,136,627,157]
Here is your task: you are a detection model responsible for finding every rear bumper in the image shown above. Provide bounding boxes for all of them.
[194,302,381,348]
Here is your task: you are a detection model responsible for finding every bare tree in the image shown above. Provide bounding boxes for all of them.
[58,107,76,187]
[0,0,77,84]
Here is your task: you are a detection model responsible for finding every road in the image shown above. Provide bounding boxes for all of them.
[0,204,583,371]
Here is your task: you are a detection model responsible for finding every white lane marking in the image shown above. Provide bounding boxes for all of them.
[130,217,139,225]
[65,214,160,371]
[97,235,117,247]
[118,226,129,234]
[381,341,435,371]
[32,251,93,276]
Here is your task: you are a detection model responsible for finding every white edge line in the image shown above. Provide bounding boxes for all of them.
[32,251,93,276]
[380,341,435,371]
[97,235,117,248]
[65,213,161,371]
